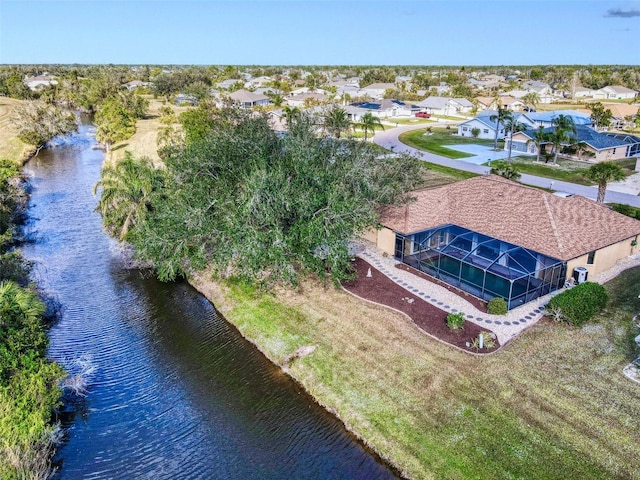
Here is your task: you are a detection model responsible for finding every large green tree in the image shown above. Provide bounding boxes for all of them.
[94,98,137,154]
[585,161,626,203]
[588,102,613,130]
[12,101,77,154]
[99,108,424,285]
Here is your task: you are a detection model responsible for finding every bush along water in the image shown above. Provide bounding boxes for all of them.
[545,281,608,326]
[0,158,65,479]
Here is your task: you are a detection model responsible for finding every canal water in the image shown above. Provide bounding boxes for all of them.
[22,120,396,479]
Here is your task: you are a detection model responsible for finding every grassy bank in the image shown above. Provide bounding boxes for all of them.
[190,266,640,480]
[399,128,495,159]
[0,97,35,164]
[510,157,636,186]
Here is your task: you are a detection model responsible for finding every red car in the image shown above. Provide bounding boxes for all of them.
[415,112,431,118]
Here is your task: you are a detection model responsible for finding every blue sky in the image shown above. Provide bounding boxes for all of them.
[1,0,639,65]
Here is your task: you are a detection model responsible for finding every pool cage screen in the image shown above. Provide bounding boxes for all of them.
[395,224,566,310]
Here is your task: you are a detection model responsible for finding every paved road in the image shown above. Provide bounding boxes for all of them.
[374,123,640,208]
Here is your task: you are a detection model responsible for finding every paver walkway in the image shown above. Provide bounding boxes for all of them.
[357,241,640,346]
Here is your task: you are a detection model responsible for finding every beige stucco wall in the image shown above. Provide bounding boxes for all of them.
[566,236,639,279]
[592,146,629,162]
[360,227,397,256]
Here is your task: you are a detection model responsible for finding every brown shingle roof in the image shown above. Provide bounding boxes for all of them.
[380,175,640,261]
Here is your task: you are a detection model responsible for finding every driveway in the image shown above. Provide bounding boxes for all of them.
[441,144,511,165]
[374,125,640,207]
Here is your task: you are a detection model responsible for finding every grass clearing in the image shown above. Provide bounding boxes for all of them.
[190,265,640,480]
[0,97,34,164]
[399,128,495,159]
[111,96,190,165]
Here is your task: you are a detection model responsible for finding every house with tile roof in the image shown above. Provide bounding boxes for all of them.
[364,175,640,309]
[508,125,640,161]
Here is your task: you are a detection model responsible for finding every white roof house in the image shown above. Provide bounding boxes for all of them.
[416,97,472,116]
[24,75,57,90]
[359,83,395,99]
[228,89,271,109]
[595,85,638,100]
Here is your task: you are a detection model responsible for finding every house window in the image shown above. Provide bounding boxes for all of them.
[587,251,596,265]
[483,129,489,134]
[462,127,468,131]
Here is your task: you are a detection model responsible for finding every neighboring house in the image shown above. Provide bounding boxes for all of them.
[244,76,272,89]
[228,89,271,109]
[175,94,197,106]
[289,87,329,96]
[603,103,640,129]
[286,92,328,108]
[416,96,472,116]
[524,110,592,128]
[458,111,536,139]
[267,109,287,134]
[457,116,505,140]
[23,74,57,90]
[346,99,419,121]
[364,175,640,310]
[122,80,151,91]
[359,83,396,99]
[496,96,525,111]
[475,96,496,111]
[573,86,598,99]
[508,125,640,161]
[216,78,242,89]
[595,85,638,100]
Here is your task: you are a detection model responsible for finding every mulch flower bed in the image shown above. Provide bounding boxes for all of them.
[395,263,489,313]
[342,258,499,353]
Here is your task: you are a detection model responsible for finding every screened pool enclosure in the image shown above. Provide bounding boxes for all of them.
[394,224,566,310]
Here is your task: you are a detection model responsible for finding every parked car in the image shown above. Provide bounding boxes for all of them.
[415,112,431,118]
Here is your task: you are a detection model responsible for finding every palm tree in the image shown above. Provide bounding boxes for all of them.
[528,126,549,163]
[93,152,163,240]
[282,105,300,129]
[585,161,626,203]
[489,106,512,151]
[490,160,521,181]
[549,114,577,164]
[522,92,540,111]
[322,105,351,139]
[0,280,45,331]
[357,112,384,141]
[503,117,527,163]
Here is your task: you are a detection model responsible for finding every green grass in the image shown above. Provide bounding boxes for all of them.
[194,265,640,480]
[383,118,435,126]
[400,128,496,159]
[508,156,636,186]
[422,161,477,180]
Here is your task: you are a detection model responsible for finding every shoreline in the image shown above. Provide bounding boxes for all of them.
[187,270,410,479]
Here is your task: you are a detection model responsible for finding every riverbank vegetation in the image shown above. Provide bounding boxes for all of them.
[0,158,64,479]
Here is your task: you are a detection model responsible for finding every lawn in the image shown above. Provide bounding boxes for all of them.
[190,265,640,480]
[509,156,636,186]
[111,95,190,165]
[0,97,35,164]
[399,127,496,159]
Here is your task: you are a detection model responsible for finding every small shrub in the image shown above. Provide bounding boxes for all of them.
[471,127,480,138]
[487,297,508,315]
[471,331,496,350]
[546,281,608,326]
[446,312,465,330]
